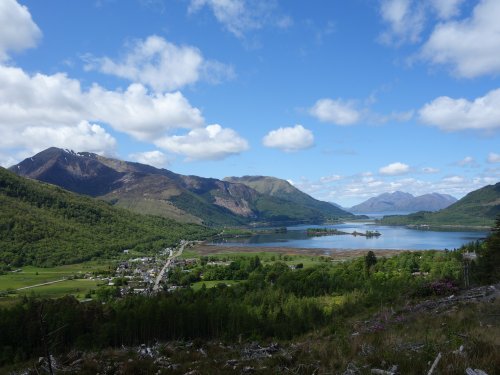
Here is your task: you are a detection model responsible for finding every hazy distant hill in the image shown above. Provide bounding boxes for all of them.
[350,191,457,213]
[10,148,353,226]
[0,167,214,267]
[379,183,500,227]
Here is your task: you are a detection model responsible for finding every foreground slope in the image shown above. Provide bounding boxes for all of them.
[380,182,500,227]
[10,148,352,226]
[0,167,215,267]
[350,191,457,213]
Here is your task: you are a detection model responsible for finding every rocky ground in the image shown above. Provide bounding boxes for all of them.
[10,284,499,375]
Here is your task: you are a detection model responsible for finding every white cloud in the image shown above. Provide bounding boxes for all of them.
[156,124,249,161]
[0,4,243,165]
[378,0,425,45]
[457,156,477,167]
[442,175,464,184]
[0,63,250,163]
[188,0,289,38]
[0,65,204,140]
[295,172,493,208]
[488,152,500,163]
[262,125,314,152]
[88,84,204,140]
[129,150,169,168]
[21,121,116,155]
[309,98,361,125]
[421,0,500,78]
[85,35,234,92]
[0,150,31,168]
[320,174,342,183]
[422,167,439,174]
[419,88,500,131]
[0,0,41,61]
[379,162,411,175]
[429,0,464,20]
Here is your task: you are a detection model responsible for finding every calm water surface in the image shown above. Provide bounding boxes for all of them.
[212,222,489,251]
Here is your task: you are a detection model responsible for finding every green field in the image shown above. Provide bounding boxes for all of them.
[0,261,112,297]
[14,279,101,298]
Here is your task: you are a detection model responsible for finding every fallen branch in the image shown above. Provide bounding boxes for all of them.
[427,352,441,375]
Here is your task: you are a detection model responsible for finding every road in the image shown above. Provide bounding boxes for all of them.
[15,278,67,291]
[152,240,188,292]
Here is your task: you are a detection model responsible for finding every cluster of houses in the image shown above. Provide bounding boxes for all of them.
[82,247,201,297]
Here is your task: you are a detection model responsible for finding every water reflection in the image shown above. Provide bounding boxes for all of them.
[212,222,488,251]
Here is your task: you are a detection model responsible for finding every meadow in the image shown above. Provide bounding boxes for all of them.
[0,261,112,304]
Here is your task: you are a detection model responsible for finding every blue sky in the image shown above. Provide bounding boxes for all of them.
[0,0,499,206]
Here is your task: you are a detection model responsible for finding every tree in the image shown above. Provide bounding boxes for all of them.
[476,216,500,283]
[364,251,377,274]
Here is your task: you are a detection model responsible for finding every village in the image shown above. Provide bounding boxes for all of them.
[82,240,202,297]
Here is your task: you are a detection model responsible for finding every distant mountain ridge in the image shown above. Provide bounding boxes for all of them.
[10,148,353,226]
[349,191,457,213]
[379,183,500,227]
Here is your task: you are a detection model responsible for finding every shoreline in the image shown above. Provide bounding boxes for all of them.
[192,244,413,259]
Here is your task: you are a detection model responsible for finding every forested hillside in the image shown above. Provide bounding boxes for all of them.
[0,168,215,267]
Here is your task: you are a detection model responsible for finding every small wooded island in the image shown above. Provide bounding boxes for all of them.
[307,228,381,238]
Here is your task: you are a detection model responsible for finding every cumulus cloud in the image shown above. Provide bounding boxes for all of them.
[0,64,219,163]
[155,124,249,161]
[22,121,116,155]
[188,0,289,38]
[309,98,361,125]
[0,0,41,61]
[88,84,204,140]
[488,152,500,163]
[129,150,169,168]
[0,65,204,141]
[421,0,500,78]
[85,35,234,92]
[429,0,464,20]
[378,0,425,45]
[262,125,314,152]
[419,88,500,131]
[379,162,411,175]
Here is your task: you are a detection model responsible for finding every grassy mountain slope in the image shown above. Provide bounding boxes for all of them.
[380,182,500,227]
[224,175,352,219]
[0,167,215,267]
[11,148,352,226]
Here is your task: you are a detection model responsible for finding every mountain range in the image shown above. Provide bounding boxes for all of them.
[379,182,500,227]
[349,191,457,213]
[9,148,353,226]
